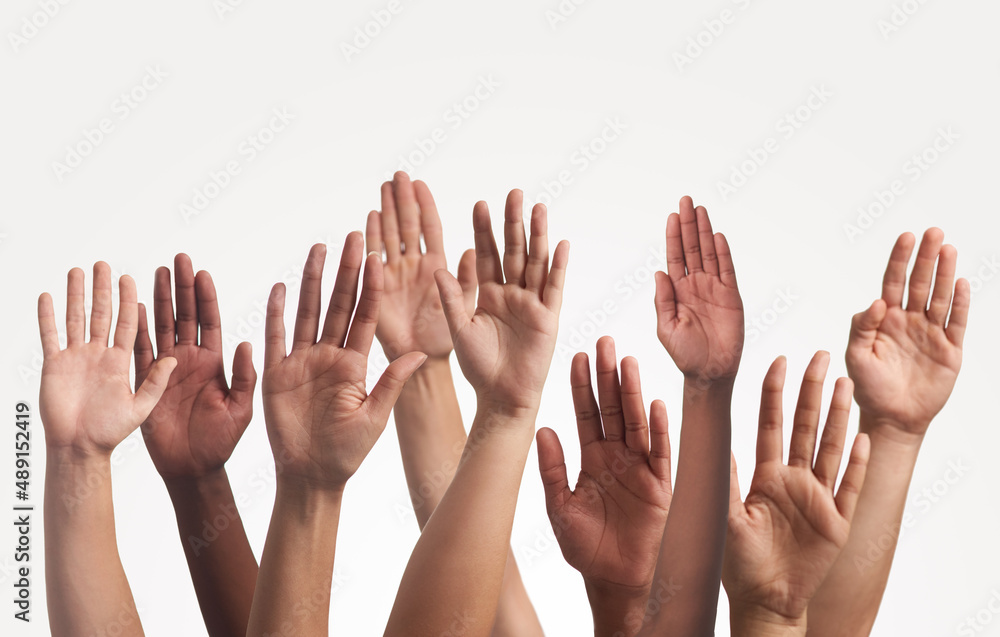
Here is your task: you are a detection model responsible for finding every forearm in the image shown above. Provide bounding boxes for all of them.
[492,554,545,637]
[385,408,535,637]
[44,449,143,637]
[586,579,650,637]
[165,468,258,637]
[246,482,342,637]
[806,414,924,636]
[730,603,807,637]
[393,358,468,527]
[642,381,733,636]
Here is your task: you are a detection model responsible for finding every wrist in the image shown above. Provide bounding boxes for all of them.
[399,356,453,397]
[163,467,230,500]
[858,411,927,451]
[683,374,736,395]
[585,579,650,637]
[729,602,806,636]
[274,480,344,521]
[475,391,541,423]
[45,443,112,467]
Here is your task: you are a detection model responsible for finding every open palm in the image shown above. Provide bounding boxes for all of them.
[655,198,744,382]
[366,173,476,361]
[38,263,175,455]
[262,237,426,489]
[847,229,968,434]
[135,256,256,479]
[538,338,671,591]
[725,354,870,620]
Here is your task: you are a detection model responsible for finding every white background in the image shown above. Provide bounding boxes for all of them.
[1,0,998,635]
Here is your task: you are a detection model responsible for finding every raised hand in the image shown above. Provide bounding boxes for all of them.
[434,190,570,418]
[847,228,969,435]
[724,353,870,633]
[39,262,176,455]
[262,234,427,490]
[366,171,476,361]
[655,197,744,382]
[537,336,672,636]
[134,254,256,479]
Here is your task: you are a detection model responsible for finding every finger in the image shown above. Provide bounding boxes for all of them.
[848,299,888,353]
[152,266,176,356]
[457,249,478,314]
[293,243,328,350]
[927,244,957,326]
[537,427,572,514]
[835,434,871,522]
[788,351,831,468]
[195,271,223,352]
[38,293,60,358]
[113,275,139,356]
[502,189,528,287]
[649,399,672,482]
[473,201,503,285]
[571,353,603,447]
[525,203,550,294]
[729,453,744,516]
[228,342,257,423]
[814,377,853,490]
[345,254,383,356]
[380,181,402,263]
[132,357,177,422]
[715,233,738,288]
[620,356,650,454]
[264,283,287,369]
[543,240,570,311]
[90,261,113,346]
[696,206,719,276]
[756,356,787,466]
[393,171,422,255]
[906,228,945,312]
[366,352,428,424]
[365,210,383,259]
[678,196,702,274]
[665,213,685,282]
[654,271,676,323]
[434,269,472,339]
[414,180,445,255]
[595,336,625,443]
[946,279,970,347]
[134,303,155,388]
[66,267,86,346]
[174,254,199,346]
[881,232,916,307]
[321,234,366,347]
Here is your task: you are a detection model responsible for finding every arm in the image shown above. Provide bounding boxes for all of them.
[384,193,570,636]
[640,198,745,635]
[723,353,870,637]
[536,337,672,637]
[248,237,425,635]
[807,229,969,635]
[370,177,544,636]
[39,263,175,636]
[133,254,258,637]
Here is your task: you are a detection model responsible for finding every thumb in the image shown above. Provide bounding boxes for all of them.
[729,452,744,520]
[848,299,887,351]
[457,249,478,316]
[435,269,471,339]
[229,342,257,425]
[536,427,572,514]
[133,357,177,422]
[366,352,428,425]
